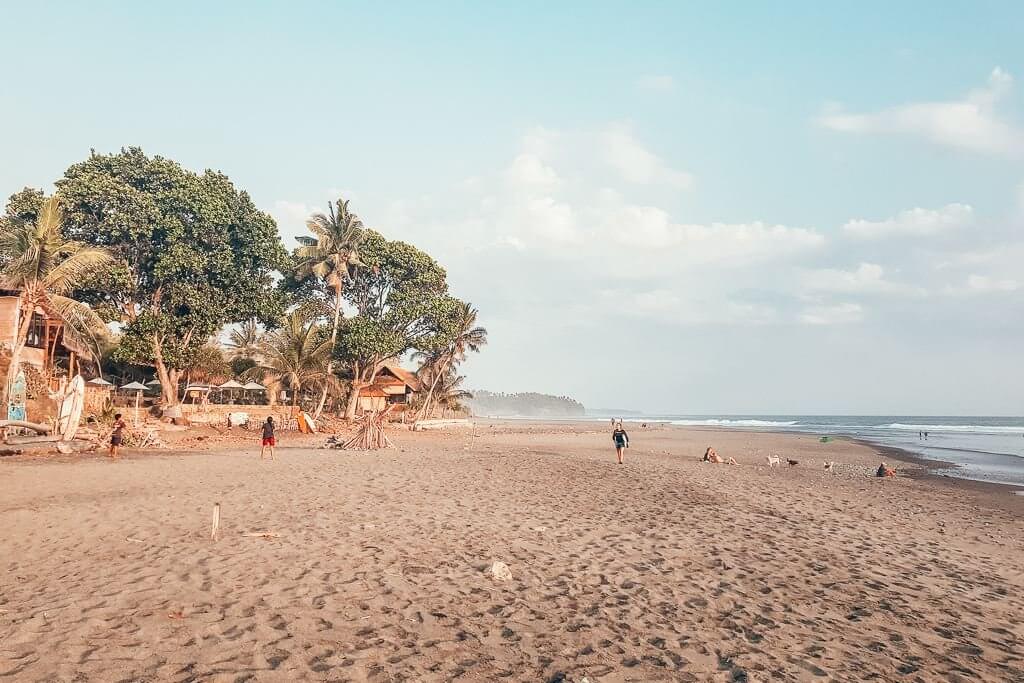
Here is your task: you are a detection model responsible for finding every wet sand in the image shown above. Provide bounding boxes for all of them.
[1,421,1022,681]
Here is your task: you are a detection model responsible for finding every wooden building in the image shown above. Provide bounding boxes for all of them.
[0,289,88,384]
[357,362,422,413]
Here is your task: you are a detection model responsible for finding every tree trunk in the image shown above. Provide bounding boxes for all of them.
[152,335,179,406]
[415,356,449,424]
[1,303,38,407]
[344,381,361,421]
[313,282,344,420]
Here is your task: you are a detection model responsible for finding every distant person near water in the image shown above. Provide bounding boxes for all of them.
[612,423,629,464]
[109,413,126,459]
[261,417,276,460]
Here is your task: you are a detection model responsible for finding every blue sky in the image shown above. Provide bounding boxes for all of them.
[2,2,1023,414]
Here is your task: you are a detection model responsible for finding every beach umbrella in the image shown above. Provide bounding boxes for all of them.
[87,377,112,386]
[242,381,265,404]
[121,381,148,424]
[218,379,245,403]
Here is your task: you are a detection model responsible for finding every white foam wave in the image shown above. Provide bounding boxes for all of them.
[670,419,798,428]
[883,423,1024,434]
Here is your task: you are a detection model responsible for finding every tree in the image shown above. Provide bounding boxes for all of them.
[413,301,487,421]
[0,197,114,401]
[435,372,472,418]
[294,198,365,419]
[55,147,287,405]
[242,310,333,407]
[226,319,261,360]
[334,230,463,419]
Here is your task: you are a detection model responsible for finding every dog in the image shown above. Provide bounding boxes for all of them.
[787,459,799,467]
[823,461,836,472]
[766,455,781,468]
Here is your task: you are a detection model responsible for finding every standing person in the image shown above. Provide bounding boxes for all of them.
[261,416,276,461]
[612,422,629,464]
[109,413,126,459]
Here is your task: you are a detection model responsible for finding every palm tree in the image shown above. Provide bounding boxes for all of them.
[225,319,261,360]
[434,372,473,419]
[242,310,333,408]
[414,302,487,421]
[295,198,365,419]
[0,197,114,401]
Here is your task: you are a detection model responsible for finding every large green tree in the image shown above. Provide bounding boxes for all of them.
[333,230,463,419]
[55,148,287,405]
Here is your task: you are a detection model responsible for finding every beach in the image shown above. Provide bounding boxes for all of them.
[1,421,1022,681]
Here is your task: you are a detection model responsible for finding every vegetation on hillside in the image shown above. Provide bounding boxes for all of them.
[465,391,585,417]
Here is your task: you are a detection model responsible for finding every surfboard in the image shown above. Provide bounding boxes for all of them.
[57,375,85,441]
[298,411,317,434]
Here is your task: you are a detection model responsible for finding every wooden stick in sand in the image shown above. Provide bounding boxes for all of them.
[211,502,220,540]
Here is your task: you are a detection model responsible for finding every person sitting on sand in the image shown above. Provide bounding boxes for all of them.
[876,462,896,478]
[612,423,629,464]
[109,413,126,459]
[703,447,737,465]
[261,416,276,461]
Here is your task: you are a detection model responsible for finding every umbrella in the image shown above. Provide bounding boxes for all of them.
[87,377,113,386]
[120,382,148,424]
[146,378,161,386]
[218,379,245,404]
[241,381,265,404]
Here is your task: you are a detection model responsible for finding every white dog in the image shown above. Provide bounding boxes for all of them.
[766,455,781,468]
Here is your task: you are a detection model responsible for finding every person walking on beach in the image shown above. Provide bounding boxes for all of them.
[261,416,276,460]
[612,422,629,464]
[108,413,126,459]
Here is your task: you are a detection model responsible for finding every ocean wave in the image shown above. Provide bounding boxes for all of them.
[669,419,798,428]
[883,423,1024,434]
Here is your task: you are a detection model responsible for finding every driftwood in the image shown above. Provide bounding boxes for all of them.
[0,420,52,434]
[5,435,63,445]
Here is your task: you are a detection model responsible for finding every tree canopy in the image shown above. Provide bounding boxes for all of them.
[54,147,288,403]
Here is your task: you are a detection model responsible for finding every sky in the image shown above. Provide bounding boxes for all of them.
[2,2,1023,415]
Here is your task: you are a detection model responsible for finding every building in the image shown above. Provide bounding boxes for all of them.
[357,361,422,413]
[0,289,91,390]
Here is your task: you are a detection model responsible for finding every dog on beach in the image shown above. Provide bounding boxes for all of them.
[823,461,836,472]
[766,455,781,467]
[787,459,799,467]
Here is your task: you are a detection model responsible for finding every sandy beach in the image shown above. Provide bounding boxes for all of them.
[1,421,1022,681]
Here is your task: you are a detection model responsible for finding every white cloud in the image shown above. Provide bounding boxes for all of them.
[525,197,578,243]
[636,75,675,92]
[801,263,926,296]
[506,153,561,190]
[966,274,1019,293]
[843,203,973,239]
[601,123,693,189]
[818,68,1024,157]
[799,303,864,325]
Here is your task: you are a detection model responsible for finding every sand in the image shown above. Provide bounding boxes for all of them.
[1,421,1022,681]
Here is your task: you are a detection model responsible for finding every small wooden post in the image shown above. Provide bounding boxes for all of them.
[134,390,141,426]
[211,503,220,540]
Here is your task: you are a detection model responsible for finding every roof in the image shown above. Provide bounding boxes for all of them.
[378,360,422,392]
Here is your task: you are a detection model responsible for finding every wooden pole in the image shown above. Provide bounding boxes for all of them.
[211,503,220,540]
[134,390,140,426]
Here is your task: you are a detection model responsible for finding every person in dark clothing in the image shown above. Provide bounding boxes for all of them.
[109,413,126,459]
[612,423,629,464]
[261,416,276,461]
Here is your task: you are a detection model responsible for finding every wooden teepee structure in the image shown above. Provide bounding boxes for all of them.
[341,408,394,450]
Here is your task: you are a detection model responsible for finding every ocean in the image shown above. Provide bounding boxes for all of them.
[604,415,1024,487]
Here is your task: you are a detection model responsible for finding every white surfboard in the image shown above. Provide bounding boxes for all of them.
[57,375,85,441]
